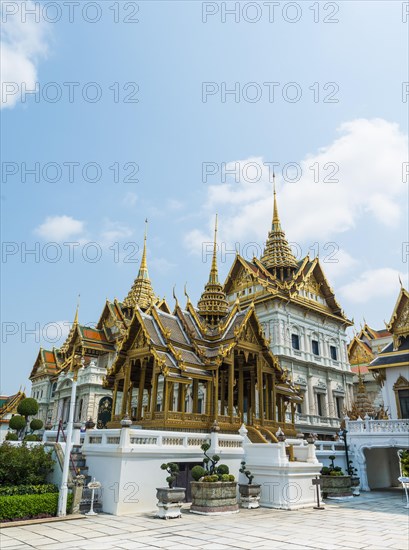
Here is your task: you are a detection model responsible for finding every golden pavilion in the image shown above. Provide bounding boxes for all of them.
[104,217,302,440]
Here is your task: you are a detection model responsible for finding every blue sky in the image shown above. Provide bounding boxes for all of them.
[1,1,408,394]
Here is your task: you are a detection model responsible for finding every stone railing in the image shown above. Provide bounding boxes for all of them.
[346,418,409,434]
[82,428,243,454]
[293,413,341,428]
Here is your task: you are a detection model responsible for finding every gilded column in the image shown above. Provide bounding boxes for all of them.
[121,360,131,417]
[250,372,256,424]
[228,360,234,420]
[220,371,226,416]
[112,379,118,419]
[238,356,244,422]
[136,363,147,419]
[192,379,198,413]
[257,355,264,425]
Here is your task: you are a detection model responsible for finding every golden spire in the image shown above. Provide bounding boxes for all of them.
[209,214,219,285]
[197,215,229,326]
[123,219,158,311]
[260,174,298,278]
[73,295,80,325]
[272,173,280,228]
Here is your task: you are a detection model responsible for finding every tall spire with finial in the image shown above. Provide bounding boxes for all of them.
[260,173,298,279]
[123,219,158,311]
[198,215,228,326]
[73,294,80,325]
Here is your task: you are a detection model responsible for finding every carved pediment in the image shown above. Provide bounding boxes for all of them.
[230,267,254,293]
[393,375,409,390]
[134,329,147,349]
[349,340,373,365]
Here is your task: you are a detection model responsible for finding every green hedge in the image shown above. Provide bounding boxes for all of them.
[0,442,54,486]
[0,493,73,521]
[0,484,58,496]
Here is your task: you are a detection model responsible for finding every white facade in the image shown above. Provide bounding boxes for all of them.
[381,365,409,420]
[253,299,354,435]
[31,358,113,429]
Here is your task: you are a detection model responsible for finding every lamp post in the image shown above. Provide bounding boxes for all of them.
[338,428,350,475]
[57,354,84,517]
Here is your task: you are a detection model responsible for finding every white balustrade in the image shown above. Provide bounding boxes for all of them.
[346,419,409,434]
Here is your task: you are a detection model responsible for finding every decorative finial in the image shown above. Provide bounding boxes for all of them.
[399,274,403,287]
[184,283,190,303]
[272,172,280,227]
[172,284,179,307]
[74,295,80,325]
[209,214,219,284]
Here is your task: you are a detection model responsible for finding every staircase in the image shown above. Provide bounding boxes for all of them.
[70,445,103,514]
[246,426,269,443]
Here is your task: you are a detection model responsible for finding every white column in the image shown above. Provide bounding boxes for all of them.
[307,374,315,415]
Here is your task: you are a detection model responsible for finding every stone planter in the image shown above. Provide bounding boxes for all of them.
[351,476,360,496]
[238,483,261,509]
[190,481,239,515]
[321,475,352,499]
[156,487,186,519]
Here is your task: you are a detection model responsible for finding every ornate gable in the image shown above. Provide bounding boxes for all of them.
[348,337,374,366]
[387,287,409,348]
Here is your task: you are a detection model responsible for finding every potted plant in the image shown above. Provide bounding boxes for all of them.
[320,455,352,499]
[190,443,238,515]
[155,463,186,519]
[238,461,261,509]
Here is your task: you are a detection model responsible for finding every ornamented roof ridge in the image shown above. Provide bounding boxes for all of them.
[197,215,229,326]
[260,175,298,275]
[123,219,158,311]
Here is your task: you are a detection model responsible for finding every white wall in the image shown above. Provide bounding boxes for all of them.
[382,365,409,419]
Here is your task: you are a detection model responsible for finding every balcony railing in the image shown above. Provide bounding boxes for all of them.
[346,418,409,434]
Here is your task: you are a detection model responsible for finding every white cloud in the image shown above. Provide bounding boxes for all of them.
[167,198,184,211]
[1,1,51,108]
[35,215,85,241]
[339,268,408,304]
[100,220,133,245]
[123,192,138,207]
[184,119,408,253]
[320,249,358,283]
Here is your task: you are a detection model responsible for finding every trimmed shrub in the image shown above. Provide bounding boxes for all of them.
[5,433,18,441]
[0,484,58,496]
[30,419,44,431]
[0,493,73,521]
[216,464,229,475]
[191,465,206,481]
[8,415,26,432]
[23,435,40,442]
[0,442,54,486]
[17,398,39,418]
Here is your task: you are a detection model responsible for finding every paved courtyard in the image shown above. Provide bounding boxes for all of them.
[1,491,408,550]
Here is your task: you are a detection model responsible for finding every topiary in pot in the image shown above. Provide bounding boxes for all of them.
[24,435,39,442]
[238,461,261,509]
[30,419,44,432]
[320,457,352,499]
[5,433,18,441]
[161,463,179,489]
[191,465,206,481]
[156,463,186,520]
[190,441,238,515]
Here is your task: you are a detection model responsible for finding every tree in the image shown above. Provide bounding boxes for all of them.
[9,398,42,440]
[30,419,44,432]
[9,415,26,432]
[17,398,39,418]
